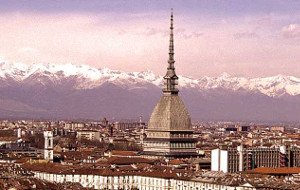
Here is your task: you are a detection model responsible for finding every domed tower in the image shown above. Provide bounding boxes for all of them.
[143,10,198,158]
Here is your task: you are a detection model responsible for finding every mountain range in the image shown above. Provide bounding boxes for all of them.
[0,62,300,122]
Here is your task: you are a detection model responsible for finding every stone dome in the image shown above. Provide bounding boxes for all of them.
[148,95,192,131]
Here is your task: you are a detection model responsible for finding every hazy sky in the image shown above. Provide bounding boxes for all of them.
[0,0,300,78]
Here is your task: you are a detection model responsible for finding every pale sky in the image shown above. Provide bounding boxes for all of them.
[0,0,300,78]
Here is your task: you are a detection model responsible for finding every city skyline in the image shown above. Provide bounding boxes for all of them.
[0,0,300,78]
[1,2,300,189]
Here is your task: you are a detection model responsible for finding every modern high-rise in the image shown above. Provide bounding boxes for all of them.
[142,11,198,158]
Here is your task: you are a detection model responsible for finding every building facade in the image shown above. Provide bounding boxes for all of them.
[212,145,300,173]
[32,170,253,190]
[77,130,100,141]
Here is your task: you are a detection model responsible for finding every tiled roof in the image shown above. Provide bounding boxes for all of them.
[249,167,300,174]
[0,136,18,142]
[111,150,138,156]
[21,162,183,179]
[168,159,185,165]
[107,157,153,165]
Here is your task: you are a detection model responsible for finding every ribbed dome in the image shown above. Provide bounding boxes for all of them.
[148,95,191,131]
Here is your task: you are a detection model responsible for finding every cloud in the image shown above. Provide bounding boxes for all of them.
[18,47,39,54]
[0,56,5,63]
[144,27,203,39]
[175,28,203,39]
[144,27,166,36]
[249,16,276,29]
[233,32,259,39]
[0,10,300,78]
[281,24,300,38]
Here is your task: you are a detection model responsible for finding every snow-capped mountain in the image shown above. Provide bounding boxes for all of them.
[0,62,300,122]
[0,62,300,97]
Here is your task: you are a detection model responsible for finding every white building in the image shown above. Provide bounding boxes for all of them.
[43,131,53,161]
[65,122,85,130]
[211,149,229,173]
[32,170,255,190]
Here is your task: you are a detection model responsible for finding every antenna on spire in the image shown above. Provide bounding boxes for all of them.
[170,8,173,29]
[168,8,174,68]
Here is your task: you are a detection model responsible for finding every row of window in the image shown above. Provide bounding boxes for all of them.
[170,143,195,148]
[147,132,192,138]
[37,173,234,190]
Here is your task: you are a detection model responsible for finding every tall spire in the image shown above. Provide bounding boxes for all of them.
[168,8,175,68]
[163,9,179,95]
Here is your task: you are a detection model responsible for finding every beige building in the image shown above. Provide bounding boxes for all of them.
[270,126,285,132]
[77,130,100,141]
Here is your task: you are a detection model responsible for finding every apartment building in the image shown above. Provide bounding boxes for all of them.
[212,145,300,173]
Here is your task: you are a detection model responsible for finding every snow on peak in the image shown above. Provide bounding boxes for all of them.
[219,72,231,79]
[0,62,103,80]
[0,62,300,97]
